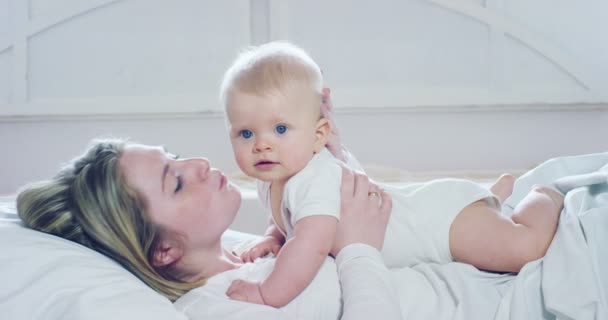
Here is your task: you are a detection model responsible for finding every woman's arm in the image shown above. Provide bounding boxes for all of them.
[336,244,402,320]
[333,168,403,320]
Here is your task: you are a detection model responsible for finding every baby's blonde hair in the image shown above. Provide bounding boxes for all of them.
[220,41,323,112]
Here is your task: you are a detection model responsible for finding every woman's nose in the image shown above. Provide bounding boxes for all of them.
[186,157,210,180]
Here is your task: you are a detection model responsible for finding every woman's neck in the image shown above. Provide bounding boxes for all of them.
[178,245,243,283]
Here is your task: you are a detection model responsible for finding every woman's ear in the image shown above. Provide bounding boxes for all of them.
[152,239,183,267]
[313,118,331,153]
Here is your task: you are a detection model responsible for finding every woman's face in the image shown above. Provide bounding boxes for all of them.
[118,144,241,250]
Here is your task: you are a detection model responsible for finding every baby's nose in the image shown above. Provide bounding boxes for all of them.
[253,137,273,152]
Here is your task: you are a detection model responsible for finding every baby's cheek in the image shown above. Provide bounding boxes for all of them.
[234,151,249,168]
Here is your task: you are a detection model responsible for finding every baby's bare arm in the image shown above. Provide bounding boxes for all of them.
[240,218,285,263]
[259,215,338,307]
[264,219,285,242]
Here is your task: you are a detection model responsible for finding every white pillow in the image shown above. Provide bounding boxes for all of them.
[0,208,259,320]
[0,220,187,320]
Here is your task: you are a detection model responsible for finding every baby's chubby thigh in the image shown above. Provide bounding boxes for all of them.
[380,179,495,268]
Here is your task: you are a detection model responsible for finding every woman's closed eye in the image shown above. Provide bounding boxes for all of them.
[174,174,183,193]
[162,150,182,193]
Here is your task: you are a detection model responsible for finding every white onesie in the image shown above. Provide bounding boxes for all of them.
[257,148,498,268]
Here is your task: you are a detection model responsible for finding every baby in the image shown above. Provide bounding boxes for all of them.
[220,42,565,307]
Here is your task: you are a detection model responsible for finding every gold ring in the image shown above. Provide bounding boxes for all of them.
[368,191,379,197]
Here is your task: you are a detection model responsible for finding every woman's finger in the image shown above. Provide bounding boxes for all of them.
[366,181,381,203]
[368,181,381,193]
[367,191,382,207]
[340,166,355,198]
[353,171,370,198]
[379,190,392,218]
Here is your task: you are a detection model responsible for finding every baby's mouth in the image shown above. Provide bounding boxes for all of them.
[256,160,276,166]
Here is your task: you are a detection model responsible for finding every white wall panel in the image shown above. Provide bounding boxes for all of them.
[500,35,588,103]
[504,0,608,100]
[1,0,607,116]
[269,0,606,107]
[2,0,250,116]
[0,51,10,104]
[0,0,9,45]
[284,1,489,86]
[0,0,11,105]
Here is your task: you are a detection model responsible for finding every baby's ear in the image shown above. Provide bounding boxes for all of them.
[313,118,331,153]
[152,238,183,267]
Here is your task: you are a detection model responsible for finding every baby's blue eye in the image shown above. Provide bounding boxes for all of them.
[275,125,287,134]
[240,130,253,139]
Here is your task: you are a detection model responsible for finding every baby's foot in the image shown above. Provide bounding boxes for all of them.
[490,173,515,203]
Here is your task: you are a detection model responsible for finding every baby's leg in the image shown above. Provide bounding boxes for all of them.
[489,173,515,203]
[449,185,563,272]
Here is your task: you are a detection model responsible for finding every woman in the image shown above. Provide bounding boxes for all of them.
[16,138,402,319]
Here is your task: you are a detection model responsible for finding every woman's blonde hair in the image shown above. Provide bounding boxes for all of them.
[16,138,201,301]
[220,41,324,111]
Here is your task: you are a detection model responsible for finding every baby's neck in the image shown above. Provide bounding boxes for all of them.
[269,178,287,192]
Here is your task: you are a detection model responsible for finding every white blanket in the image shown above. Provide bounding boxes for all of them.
[494,152,608,319]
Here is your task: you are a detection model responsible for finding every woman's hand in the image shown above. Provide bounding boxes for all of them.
[331,167,392,256]
[320,88,346,162]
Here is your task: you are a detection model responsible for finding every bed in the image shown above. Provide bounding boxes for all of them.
[1,152,607,320]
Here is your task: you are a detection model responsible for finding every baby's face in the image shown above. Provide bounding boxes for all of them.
[226,89,321,183]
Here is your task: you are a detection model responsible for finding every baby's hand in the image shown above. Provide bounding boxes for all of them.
[226,279,265,305]
[240,236,282,263]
